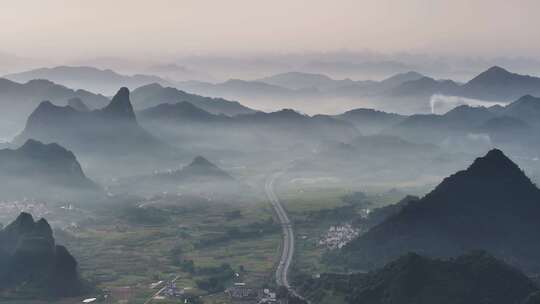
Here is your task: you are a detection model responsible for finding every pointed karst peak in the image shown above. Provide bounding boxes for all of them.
[514,94,540,104]
[111,87,130,105]
[190,156,216,168]
[3,212,35,235]
[468,66,513,84]
[103,87,136,120]
[34,218,53,237]
[474,148,513,166]
[13,211,35,227]
[425,148,537,200]
[467,149,522,176]
[33,100,58,113]
[447,149,537,190]
[18,139,74,159]
[485,65,509,74]
[19,138,43,150]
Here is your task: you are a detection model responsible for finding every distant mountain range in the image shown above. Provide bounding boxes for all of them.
[460,66,540,101]
[15,87,178,178]
[4,66,173,96]
[6,65,540,116]
[175,66,540,114]
[300,251,538,304]
[175,71,426,103]
[341,149,540,273]
[334,108,406,135]
[131,83,256,116]
[138,101,358,153]
[0,76,256,141]
[139,101,229,123]
[385,94,540,154]
[0,78,109,139]
[0,213,85,298]
[256,71,356,90]
[0,139,99,200]
[144,63,213,82]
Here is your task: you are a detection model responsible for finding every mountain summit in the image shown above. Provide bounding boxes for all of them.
[169,156,233,181]
[0,139,98,199]
[102,87,136,122]
[342,149,540,272]
[17,87,164,154]
[0,212,85,297]
[461,66,540,100]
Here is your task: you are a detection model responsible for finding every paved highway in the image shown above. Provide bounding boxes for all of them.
[265,172,294,288]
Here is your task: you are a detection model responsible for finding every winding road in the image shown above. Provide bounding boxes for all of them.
[265,172,294,288]
[265,172,310,303]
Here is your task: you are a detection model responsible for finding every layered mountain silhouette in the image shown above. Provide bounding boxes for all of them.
[388,76,460,97]
[341,149,540,272]
[138,101,358,153]
[180,66,540,115]
[383,66,540,105]
[0,213,85,297]
[15,87,176,177]
[256,71,355,90]
[4,65,173,96]
[131,83,256,115]
[386,105,497,144]
[144,63,211,82]
[139,101,229,123]
[460,66,540,101]
[16,87,163,154]
[0,139,99,200]
[157,156,233,182]
[113,156,238,197]
[176,70,425,103]
[0,77,109,138]
[302,251,538,304]
[503,95,540,126]
[385,95,540,153]
[334,108,406,134]
[67,97,90,112]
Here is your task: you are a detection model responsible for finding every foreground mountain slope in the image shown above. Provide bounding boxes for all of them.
[300,251,538,304]
[0,213,85,298]
[341,149,540,272]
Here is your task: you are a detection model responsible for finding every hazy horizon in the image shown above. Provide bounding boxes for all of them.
[1,0,539,61]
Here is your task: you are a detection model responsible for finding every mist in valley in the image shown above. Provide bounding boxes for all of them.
[2,1,540,304]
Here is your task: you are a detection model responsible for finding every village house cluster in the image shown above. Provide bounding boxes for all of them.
[318,224,359,249]
[226,283,278,303]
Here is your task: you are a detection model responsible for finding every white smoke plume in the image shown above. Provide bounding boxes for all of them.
[430,94,506,114]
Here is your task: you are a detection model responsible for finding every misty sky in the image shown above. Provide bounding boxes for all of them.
[0,0,539,60]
